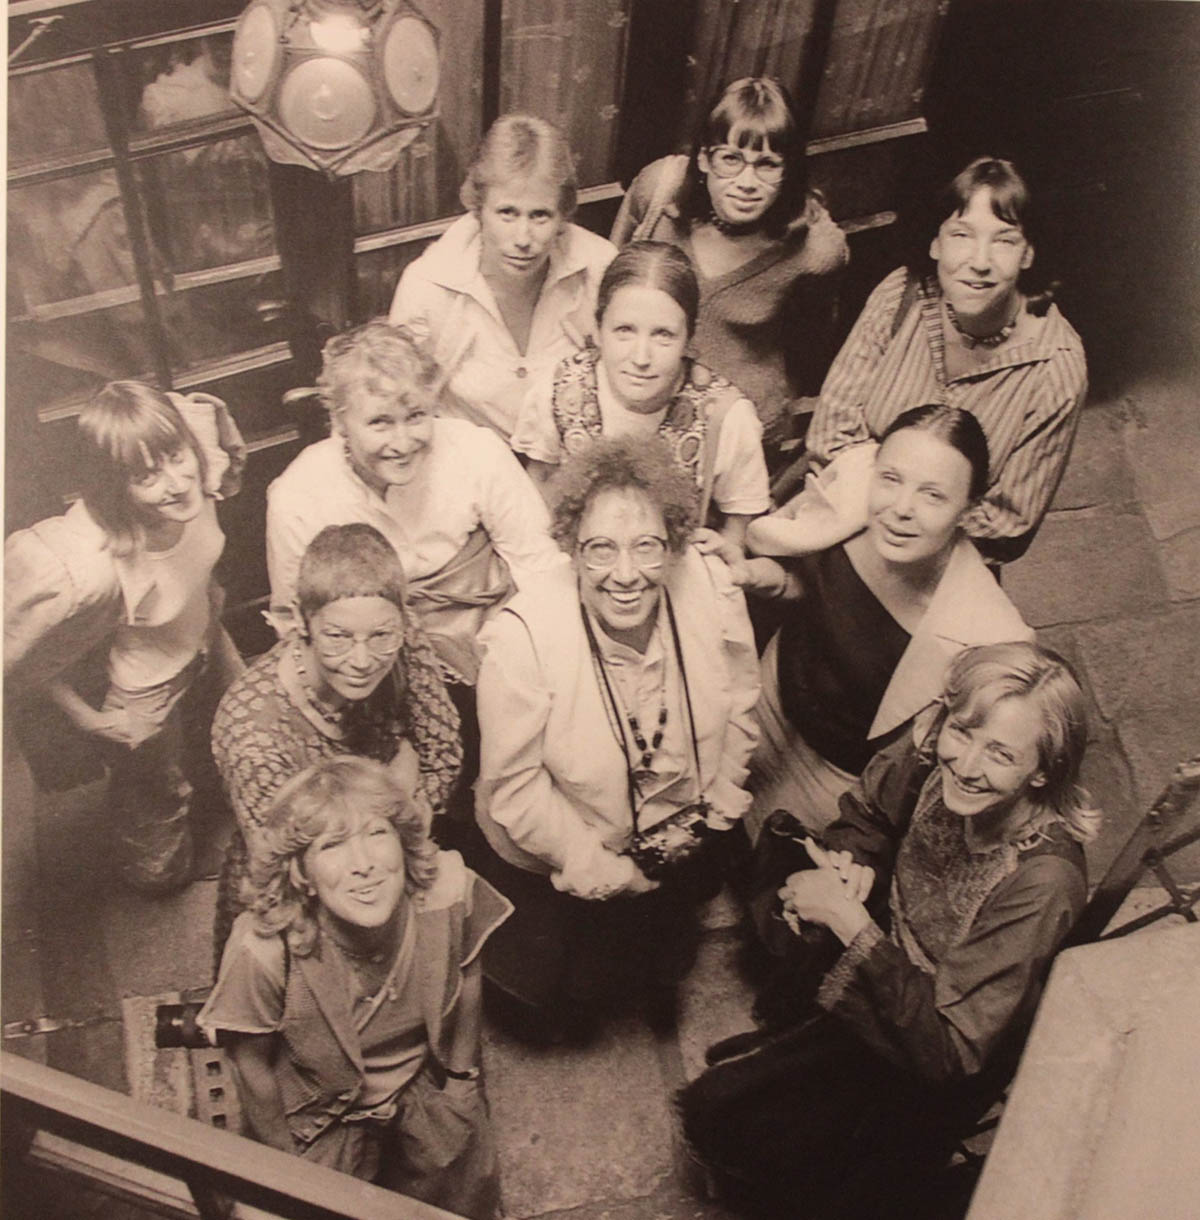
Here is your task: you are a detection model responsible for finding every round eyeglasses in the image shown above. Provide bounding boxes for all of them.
[578,535,668,573]
[706,145,785,186]
[314,626,404,660]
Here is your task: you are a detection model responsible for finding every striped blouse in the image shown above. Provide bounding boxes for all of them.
[805,268,1087,562]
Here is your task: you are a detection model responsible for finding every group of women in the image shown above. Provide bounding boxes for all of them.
[5,75,1097,1220]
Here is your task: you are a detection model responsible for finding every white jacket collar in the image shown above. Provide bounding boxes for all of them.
[419,213,594,297]
[870,537,1033,740]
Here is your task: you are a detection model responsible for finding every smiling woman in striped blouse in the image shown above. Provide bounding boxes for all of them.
[804,156,1087,565]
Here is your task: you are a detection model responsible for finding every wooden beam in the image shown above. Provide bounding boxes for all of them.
[2,1052,460,1220]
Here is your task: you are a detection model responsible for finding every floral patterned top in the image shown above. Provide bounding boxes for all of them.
[212,620,462,842]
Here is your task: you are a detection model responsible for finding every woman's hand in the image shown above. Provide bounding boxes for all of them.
[624,863,661,895]
[803,838,874,903]
[779,855,872,947]
[88,708,149,748]
[691,527,751,586]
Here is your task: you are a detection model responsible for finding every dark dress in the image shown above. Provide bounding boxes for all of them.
[679,733,1088,1218]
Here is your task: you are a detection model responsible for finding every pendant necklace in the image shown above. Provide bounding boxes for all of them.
[628,701,668,791]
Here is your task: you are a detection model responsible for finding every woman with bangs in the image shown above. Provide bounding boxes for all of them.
[679,642,1099,1218]
[804,155,1087,564]
[199,755,511,1218]
[610,77,848,466]
[5,380,246,892]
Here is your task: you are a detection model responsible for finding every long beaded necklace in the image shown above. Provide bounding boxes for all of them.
[583,609,670,792]
[944,300,1021,350]
[627,702,668,789]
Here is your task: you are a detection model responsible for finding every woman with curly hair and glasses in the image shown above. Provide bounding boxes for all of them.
[474,436,759,1039]
[199,755,511,1218]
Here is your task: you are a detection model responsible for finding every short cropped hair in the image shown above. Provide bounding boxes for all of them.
[295,523,408,626]
[460,113,578,219]
[317,320,439,419]
[549,435,698,556]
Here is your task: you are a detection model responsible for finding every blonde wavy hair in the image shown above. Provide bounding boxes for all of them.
[925,641,1101,844]
[243,756,439,956]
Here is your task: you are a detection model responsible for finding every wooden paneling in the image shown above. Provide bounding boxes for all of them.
[499,0,631,188]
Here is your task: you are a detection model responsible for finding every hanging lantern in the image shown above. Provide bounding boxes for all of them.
[230,0,439,176]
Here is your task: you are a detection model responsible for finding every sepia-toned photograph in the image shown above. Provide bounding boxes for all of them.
[4,2,1199,1218]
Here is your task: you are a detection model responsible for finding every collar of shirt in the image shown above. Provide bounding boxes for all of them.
[917,275,1079,378]
[420,213,594,303]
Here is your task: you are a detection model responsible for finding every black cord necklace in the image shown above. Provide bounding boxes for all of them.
[706,209,761,238]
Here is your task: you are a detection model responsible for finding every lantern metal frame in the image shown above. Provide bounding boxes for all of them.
[230,0,439,177]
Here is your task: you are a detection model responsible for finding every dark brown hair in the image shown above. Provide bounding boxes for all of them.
[879,404,991,503]
[679,77,811,240]
[596,241,699,338]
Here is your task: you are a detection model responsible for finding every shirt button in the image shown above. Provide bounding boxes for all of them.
[516,366,528,378]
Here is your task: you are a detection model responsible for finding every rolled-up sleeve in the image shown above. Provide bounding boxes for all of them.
[711,398,771,517]
[961,347,1087,555]
[475,610,634,898]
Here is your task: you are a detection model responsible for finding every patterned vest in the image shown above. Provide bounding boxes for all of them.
[550,347,740,521]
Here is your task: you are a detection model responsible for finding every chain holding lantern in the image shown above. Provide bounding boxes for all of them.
[230,0,439,177]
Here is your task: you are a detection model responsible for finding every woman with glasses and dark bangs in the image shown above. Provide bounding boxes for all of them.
[473,437,759,1040]
[610,77,848,466]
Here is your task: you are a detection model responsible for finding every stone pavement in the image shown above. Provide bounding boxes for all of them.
[2,369,1197,1220]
